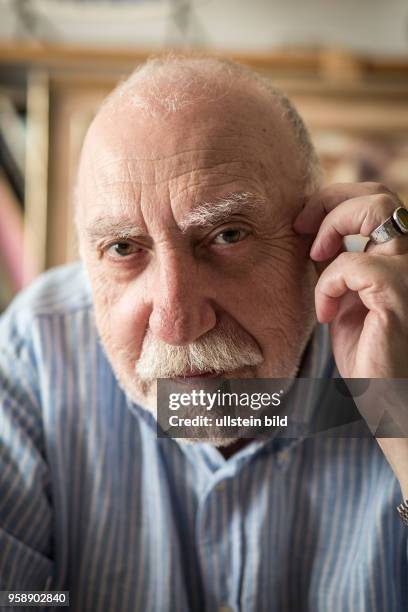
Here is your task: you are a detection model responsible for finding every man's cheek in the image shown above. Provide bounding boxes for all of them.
[91,281,136,350]
[249,259,298,301]
[109,297,149,358]
[249,259,314,324]
[107,310,140,355]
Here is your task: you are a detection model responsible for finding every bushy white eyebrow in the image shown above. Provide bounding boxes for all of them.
[85,219,146,244]
[179,191,266,232]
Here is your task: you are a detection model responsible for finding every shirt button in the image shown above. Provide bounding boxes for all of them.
[215,481,226,492]
[278,450,290,463]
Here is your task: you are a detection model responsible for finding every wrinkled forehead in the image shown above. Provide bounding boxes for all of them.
[76,93,303,222]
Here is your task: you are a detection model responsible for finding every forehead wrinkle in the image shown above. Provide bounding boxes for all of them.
[86,157,144,219]
[178,192,268,232]
[90,147,242,171]
[92,163,256,189]
[89,146,258,190]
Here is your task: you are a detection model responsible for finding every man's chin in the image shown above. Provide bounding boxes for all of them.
[170,365,257,382]
[121,367,256,413]
[118,383,240,447]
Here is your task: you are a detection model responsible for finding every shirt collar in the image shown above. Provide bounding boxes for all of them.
[286,322,335,429]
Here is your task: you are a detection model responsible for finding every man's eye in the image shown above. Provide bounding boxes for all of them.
[106,242,142,258]
[212,229,248,245]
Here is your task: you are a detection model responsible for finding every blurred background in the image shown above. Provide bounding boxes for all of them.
[0,0,407,311]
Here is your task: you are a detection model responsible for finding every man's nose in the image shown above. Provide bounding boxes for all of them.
[148,250,217,345]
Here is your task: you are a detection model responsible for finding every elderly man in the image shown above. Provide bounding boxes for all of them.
[0,55,408,612]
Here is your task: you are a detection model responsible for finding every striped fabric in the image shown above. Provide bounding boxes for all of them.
[0,262,407,612]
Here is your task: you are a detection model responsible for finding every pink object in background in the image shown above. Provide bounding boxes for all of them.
[0,170,38,292]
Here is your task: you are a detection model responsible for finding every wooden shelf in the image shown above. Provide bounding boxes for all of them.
[0,41,407,81]
[1,41,407,271]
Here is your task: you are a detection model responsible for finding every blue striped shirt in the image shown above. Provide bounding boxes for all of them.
[0,262,407,612]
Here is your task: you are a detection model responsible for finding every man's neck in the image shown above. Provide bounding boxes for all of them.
[217,438,254,460]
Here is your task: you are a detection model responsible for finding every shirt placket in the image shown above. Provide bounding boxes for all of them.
[195,469,243,612]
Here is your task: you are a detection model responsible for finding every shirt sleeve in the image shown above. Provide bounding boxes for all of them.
[0,323,54,591]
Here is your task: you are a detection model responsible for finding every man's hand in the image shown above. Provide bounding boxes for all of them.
[294,182,408,497]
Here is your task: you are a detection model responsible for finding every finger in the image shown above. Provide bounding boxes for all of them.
[329,290,367,346]
[314,252,406,323]
[309,193,401,261]
[294,181,393,234]
[364,234,408,256]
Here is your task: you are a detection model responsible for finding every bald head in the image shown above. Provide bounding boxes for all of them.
[95,55,321,196]
[76,55,323,235]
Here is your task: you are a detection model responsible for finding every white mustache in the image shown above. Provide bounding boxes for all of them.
[135,319,263,381]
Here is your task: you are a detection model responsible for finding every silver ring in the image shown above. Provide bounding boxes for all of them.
[369,206,408,244]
